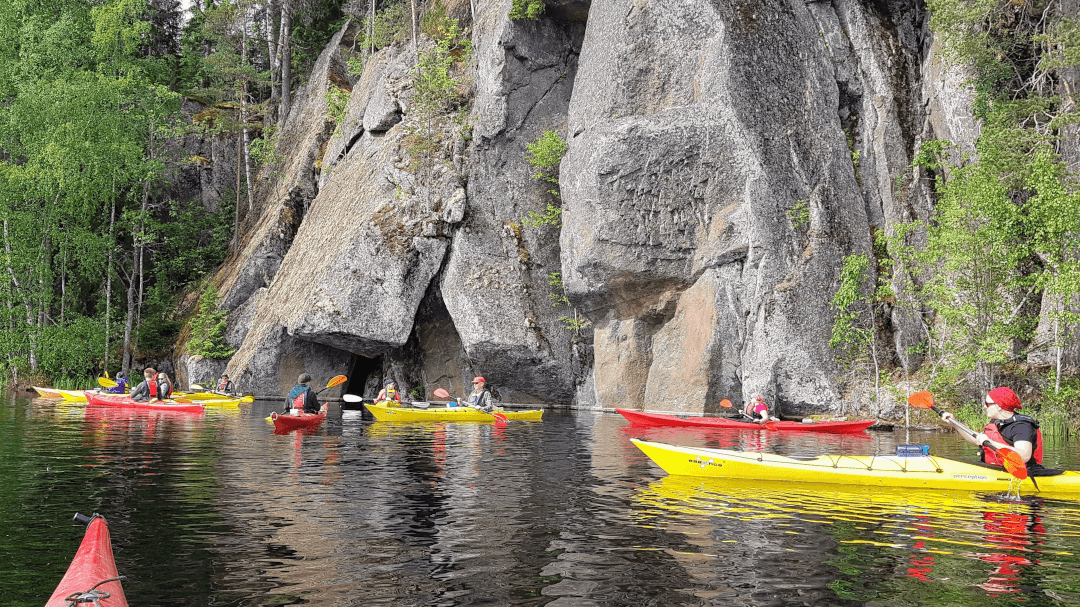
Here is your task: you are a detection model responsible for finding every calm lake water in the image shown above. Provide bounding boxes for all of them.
[4,395,1080,606]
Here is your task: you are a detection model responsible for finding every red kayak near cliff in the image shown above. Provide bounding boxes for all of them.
[84,391,205,414]
[617,408,876,433]
[271,403,329,433]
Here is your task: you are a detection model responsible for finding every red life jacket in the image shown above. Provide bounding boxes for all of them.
[148,381,157,397]
[219,379,228,391]
[982,416,1043,465]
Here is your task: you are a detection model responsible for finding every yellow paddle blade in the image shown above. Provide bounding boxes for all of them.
[907,391,935,409]
[97,377,118,388]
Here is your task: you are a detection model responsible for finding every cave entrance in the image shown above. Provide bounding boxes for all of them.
[345,354,383,399]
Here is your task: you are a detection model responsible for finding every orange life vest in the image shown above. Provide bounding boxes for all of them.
[981,416,1043,466]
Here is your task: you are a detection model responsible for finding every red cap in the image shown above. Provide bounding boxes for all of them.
[988,387,1021,412]
[472,376,485,384]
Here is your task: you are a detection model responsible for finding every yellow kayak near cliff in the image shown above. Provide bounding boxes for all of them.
[629,438,1080,496]
[364,401,543,423]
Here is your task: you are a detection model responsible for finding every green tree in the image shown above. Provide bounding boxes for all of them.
[188,285,235,359]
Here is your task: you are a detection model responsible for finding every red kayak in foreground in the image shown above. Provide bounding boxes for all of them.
[617,408,876,433]
[271,403,329,433]
[85,391,205,413]
[46,513,128,607]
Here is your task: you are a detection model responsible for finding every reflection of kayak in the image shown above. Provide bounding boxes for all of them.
[271,403,328,432]
[33,386,63,399]
[45,513,128,607]
[629,438,1080,495]
[364,402,543,422]
[84,392,205,414]
[618,409,875,433]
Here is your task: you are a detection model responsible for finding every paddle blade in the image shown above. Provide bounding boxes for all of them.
[492,411,508,426]
[433,388,450,399]
[326,375,348,389]
[907,391,935,409]
[996,446,1029,480]
[173,396,193,404]
[190,384,204,390]
[342,394,363,403]
[97,377,117,388]
[719,398,732,408]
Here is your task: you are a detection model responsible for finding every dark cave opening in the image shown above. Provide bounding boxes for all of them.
[344,354,383,415]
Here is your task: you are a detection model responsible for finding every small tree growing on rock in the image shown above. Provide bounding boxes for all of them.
[188,285,235,359]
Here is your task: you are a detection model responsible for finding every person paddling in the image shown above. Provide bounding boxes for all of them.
[218,374,235,395]
[285,373,321,415]
[376,379,403,406]
[941,387,1048,474]
[465,376,494,412]
[105,372,128,394]
[129,368,157,402]
[744,393,774,424]
[153,372,174,402]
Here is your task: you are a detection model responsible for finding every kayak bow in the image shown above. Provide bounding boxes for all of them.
[46,513,128,607]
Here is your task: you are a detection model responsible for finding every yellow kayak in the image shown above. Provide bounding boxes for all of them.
[630,438,1080,495]
[189,396,248,407]
[183,391,248,401]
[365,402,543,422]
[54,389,97,402]
[33,386,63,399]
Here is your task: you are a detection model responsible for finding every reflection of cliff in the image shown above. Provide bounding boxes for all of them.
[205,0,992,414]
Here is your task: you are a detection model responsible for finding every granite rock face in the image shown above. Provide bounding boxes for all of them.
[199,0,1013,414]
[440,2,585,404]
[562,0,876,414]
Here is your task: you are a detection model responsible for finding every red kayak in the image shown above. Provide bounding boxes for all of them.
[617,408,876,433]
[85,391,205,414]
[46,513,128,607]
[271,403,329,433]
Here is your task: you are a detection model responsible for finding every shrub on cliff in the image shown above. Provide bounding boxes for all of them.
[188,286,235,360]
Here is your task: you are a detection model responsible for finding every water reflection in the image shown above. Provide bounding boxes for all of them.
[633,474,1080,602]
[7,397,1080,606]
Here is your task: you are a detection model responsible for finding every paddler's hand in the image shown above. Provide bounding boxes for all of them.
[974,432,990,446]
[941,412,955,423]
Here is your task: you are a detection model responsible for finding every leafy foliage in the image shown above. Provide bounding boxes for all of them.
[509,0,546,20]
[187,285,235,360]
[405,12,471,170]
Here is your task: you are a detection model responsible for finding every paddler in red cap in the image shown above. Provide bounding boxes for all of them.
[465,376,493,412]
[942,387,1046,473]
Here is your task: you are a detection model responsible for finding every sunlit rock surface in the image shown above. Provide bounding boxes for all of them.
[205,0,999,414]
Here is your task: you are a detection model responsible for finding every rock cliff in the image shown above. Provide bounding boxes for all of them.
[188,0,1039,414]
